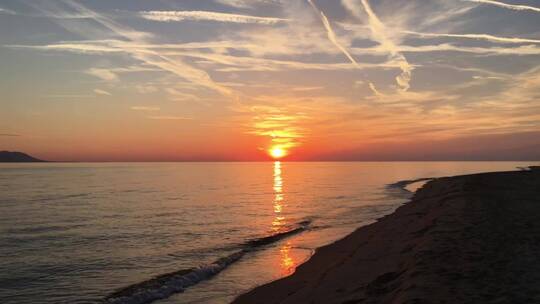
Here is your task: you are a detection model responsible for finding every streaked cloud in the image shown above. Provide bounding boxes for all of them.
[307,0,359,67]
[140,11,287,24]
[404,30,540,44]
[35,1,232,96]
[94,89,112,96]
[8,43,122,54]
[464,0,540,13]
[135,85,158,94]
[148,116,192,120]
[214,0,281,8]
[131,106,160,111]
[342,0,413,91]
[0,133,21,137]
[44,94,92,98]
[368,82,383,96]
[0,7,16,15]
[87,68,118,82]
[291,86,324,91]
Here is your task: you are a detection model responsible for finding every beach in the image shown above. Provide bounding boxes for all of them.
[233,168,540,304]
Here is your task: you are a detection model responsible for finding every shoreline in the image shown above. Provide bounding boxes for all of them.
[233,168,540,303]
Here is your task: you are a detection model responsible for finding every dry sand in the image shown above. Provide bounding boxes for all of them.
[233,168,540,304]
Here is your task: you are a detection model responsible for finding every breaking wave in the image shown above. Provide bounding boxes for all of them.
[103,220,311,304]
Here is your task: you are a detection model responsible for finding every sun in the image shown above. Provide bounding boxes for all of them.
[269,147,287,159]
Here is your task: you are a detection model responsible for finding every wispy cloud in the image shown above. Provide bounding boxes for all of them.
[135,85,158,94]
[464,0,540,13]
[11,40,401,73]
[140,11,287,24]
[214,0,282,9]
[8,43,121,54]
[87,68,118,82]
[164,88,206,104]
[131,106,160,111]
[0,7,16,15]
[33,1,232,96]
[44,94,92,98]
[0,133,20,137]
[307,0,359,67]
[368,82,383,96]
[148,116,192,120]
[94,88,112,96]
[348,43,540,57]
[342,0,413,91]
[405,30,540,44]
[291,86,324,91]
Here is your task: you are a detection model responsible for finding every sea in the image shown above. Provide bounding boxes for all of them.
[1,161,538,304]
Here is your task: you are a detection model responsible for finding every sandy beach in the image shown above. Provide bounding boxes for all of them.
[233,168,540,304]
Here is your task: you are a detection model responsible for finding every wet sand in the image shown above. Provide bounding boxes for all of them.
[233,168,540,304]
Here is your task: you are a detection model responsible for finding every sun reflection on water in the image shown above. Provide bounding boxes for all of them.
[272,161,285,232]
[272,161,297,275]
[279,241,295,276]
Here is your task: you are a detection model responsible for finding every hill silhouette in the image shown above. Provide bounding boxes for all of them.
[0,151,46,162]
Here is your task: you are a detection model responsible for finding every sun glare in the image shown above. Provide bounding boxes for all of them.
[269,147,286,159]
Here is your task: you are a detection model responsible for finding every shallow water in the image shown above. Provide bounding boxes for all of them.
[1,162,537,304]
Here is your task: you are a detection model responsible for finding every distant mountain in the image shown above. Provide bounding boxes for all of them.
[0,151,46,162]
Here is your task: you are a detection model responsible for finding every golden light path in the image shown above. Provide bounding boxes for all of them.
[272,161,296,276]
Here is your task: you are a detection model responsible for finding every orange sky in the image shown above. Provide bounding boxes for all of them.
[1,0,539,161]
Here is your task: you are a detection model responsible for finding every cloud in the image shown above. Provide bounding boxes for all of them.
[354,80,364,88]
[87,68,118,81]
[404,30,540,44]
[214,0,282,8]
[135,85,158,94]
[131,106,160,111]
[32,1,232,96]
[307,0,359,67]
[464,0,540,13]
[94,88,112,95]
[44,94,92,98]
[291,86,324,91]
[12,40,401,74]
[165,88,202,102]
[348,43,540,57]
[368,82,383,96]
[140,11,287,24]
[8,43,122,54]
[0,7,16,15]
[419,5,477,28]
[342,0,413,91]
[148,116,192,120]
[0,133,20,137]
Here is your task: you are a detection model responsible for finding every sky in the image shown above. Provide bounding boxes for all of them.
[0,0,539,161]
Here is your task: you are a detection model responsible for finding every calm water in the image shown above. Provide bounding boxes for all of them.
[1,162,538,304]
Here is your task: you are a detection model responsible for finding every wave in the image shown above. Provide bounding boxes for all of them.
[387,177,434,191]
[103,220,311,304]
[246,220,310,247]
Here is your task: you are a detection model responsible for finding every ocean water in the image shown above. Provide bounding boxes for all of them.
[1,161,537,304]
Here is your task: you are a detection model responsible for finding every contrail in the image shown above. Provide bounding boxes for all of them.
[60,1,232,96]
[369,82,383,96]
[307,0,359,67]
[405,30,540,44]
[342,0,412,91]
[464,0,540,13]
[140,11,288,24]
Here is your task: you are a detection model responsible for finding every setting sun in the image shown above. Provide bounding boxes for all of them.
[269,147,287,159]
